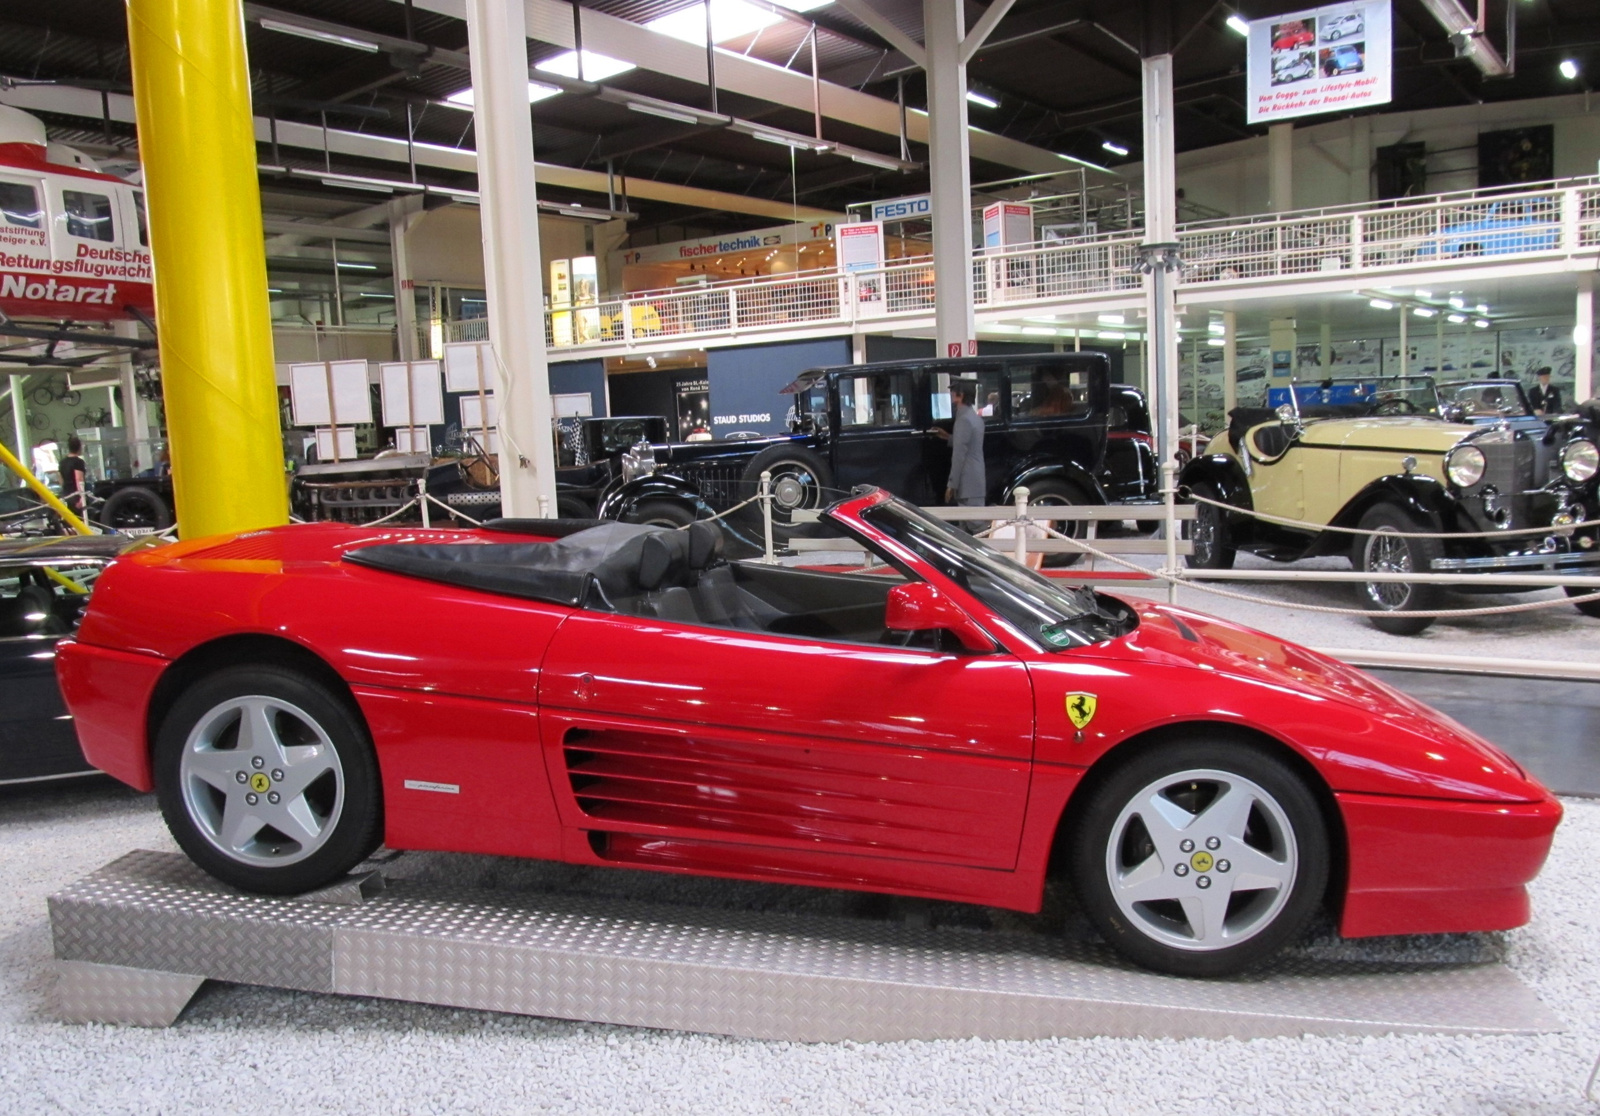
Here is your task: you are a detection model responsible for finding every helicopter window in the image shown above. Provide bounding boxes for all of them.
[0,182,42,230]
[133,191,148,247]
[62,190,115,242]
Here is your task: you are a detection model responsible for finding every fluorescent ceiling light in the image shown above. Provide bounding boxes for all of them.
[1474,318,1491,328]
[266,288,284,294]
[445,82,562,109]
[750,131,830,152]
[990,324,1024,333]
[1025,316,1060,323]
[1208,337,1226,346]
[258,18,378,52]
[848,150,906,171]
[1412,306,1437,318]
[1225,13,1251,36]
[1096,330,1126,340]
[1447,313,1467,323]
[1477,303,1489,313]
[627,102,702,125]
[361,292,395,298]
[1414,288,1432,299]
[1101,140,1130,157]
[1448,296,1465,309]
[536,50,635,81]
[1369,298,1394,310]
[336,261,378,270]
[966,91,999,109]
[1561,59,1580,80]
[321,177,393,193]
[1208,321,1225,334]
[1097,313,1125,325]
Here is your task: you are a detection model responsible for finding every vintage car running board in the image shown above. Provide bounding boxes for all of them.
[50,850,1561,1040]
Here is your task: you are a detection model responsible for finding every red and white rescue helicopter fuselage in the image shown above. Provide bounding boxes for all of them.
[0,105,153,323]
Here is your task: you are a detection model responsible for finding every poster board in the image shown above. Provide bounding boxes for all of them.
[392,427,431,454]
[1246,0,1391,124]
[313,427,359,460]
[442,341,495,394]
[835,221,886,310]
[378,360,446,428]
[458,394,501,430]
[289,360,373,426]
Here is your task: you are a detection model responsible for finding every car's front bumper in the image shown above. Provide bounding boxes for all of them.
[1337,791,1562,938]
[1431,547,1600,571]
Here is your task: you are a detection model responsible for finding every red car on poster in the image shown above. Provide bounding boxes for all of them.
[56,489,1560,977]
[1272,22,1315,51]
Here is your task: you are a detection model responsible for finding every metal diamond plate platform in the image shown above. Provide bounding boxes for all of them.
[50,850,1562,1040]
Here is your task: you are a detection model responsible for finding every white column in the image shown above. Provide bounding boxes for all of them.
[1268,122,1293,214]
[8,374,26,462]
[388,195,424,362]
[466,0,556,515]
[1141,53,1180,468]
[1577,274,1594,403]
[924,0,974,352]
[115,320,152,473]
[1348,116,1371,204]
[1222,310,1237,415]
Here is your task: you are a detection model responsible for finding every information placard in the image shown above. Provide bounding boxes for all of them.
[378,360,446,427]
[289,360,372,426]
[1246,0,1391,125]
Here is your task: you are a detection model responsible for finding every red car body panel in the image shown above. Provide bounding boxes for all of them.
[56,495,1561,937]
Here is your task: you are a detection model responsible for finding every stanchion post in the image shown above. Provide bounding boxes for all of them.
[538,494,551,519]
[760,469,776,563]
[1162,460,1179,605]
[418,473,430,529]
[1012,485,1031,567]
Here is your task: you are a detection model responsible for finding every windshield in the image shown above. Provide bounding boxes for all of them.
[1438,380,1534,419]
[1274,376,1441,419]
[856,497,1136,650]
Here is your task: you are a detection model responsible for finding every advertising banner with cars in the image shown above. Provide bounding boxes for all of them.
[1246,0,1391,124]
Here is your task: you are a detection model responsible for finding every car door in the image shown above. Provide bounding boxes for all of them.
[828,366,931,501]
[537,604,1036,870]
[1238,418,1306,522]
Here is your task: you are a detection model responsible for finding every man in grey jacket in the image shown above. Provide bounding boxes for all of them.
[941,380,986,506]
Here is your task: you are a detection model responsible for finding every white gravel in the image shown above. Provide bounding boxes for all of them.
[1,781,1598,1114]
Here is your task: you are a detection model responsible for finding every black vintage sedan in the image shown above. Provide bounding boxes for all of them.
[598,354,1158,531]
[0,534,134,784]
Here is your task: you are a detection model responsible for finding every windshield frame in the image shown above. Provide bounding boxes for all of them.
[1436,379,1536,419]
[825,488,1136,654]
[1276,375,1443,422]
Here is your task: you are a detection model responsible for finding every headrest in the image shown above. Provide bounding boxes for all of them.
[0,583,53,637]
[637,532,685,592]
[685,521,724,570]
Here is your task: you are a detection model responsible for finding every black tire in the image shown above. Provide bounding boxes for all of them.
[1022,478,1089,568]
[100,485,173,531]
[739,445,834,520]
[1071,737,1330,978]
[154,665,382,894]
[1566,585,1600,619]
[627,500,695,529]
[1356,504,1444,635]
[556,494,594,520]
[1183,482,1236,570]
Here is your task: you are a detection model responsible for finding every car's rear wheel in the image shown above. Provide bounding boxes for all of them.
[1023,479,1088,568]
[101,485,172,532]
[1356,504,1444,635]
[1071,738,1328,977]
[740,446,834,523]
[154,665,382,894]
[1566,585,1600,619]
[1183,482,1236,570]
[627,500,695,529]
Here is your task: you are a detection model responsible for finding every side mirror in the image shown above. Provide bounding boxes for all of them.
[884,582,994,652]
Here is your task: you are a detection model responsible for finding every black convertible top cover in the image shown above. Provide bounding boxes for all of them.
[343,520,724,608]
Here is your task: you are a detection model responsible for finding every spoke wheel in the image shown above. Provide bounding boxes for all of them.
[1022,479,1087,568]
[1183,482,1236,570]
[1356,504,1444,636]
[156,665,381,894]
[1072,739,1328,977]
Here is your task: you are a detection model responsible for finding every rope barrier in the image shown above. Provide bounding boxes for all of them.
[1185,490,1600,540]
[1037,522,1600,619]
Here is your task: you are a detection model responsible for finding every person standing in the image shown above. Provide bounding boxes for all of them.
[1529,367,1563,416]
[942,381,986,507]
[58,435,88,510]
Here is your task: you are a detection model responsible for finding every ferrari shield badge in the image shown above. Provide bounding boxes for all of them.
[1065,692,1098,730]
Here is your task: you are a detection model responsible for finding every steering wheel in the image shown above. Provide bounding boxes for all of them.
[1373,398,1418,416]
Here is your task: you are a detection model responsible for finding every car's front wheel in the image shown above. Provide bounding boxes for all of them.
[1183,482,1236,570]
[1356,504,1444,635]
[1566,585,1600,619]
[100,485,173,532]
[1071,738,1329,977]
[154,665,382,894]
[1022,479,1088,567]
[627,501,696,529]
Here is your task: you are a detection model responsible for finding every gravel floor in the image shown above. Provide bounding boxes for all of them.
[1,780,1597,1115]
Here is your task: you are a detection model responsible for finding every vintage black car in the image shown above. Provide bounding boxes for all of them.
[597,354,1158,532]
[0,534,133,784]
[91,474,175,532]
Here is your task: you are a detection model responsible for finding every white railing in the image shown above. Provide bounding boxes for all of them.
[527,177,1600,352]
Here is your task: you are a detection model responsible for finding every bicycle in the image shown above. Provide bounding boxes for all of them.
[29,377,82,408]
[72,407,112,429]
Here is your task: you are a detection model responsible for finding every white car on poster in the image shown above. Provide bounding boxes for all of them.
[1321,13,1364,41]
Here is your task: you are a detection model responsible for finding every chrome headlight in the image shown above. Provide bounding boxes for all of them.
[620,439,658,482]
[1560,439,1599,484]
[1445,444,1486,488]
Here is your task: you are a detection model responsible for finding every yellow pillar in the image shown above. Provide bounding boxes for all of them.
[126,0,287,538]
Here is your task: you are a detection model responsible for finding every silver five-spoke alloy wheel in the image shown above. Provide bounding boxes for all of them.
[179,695,346,868]
[1104,768,1298,952]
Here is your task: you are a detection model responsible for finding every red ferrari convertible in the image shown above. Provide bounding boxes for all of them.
[56,489,1560,977]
